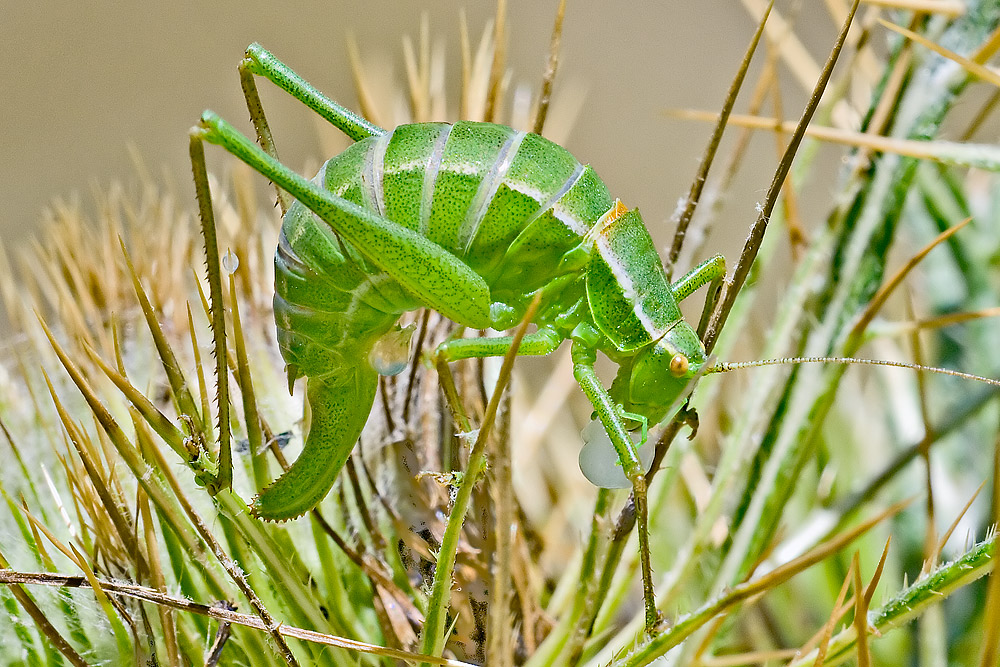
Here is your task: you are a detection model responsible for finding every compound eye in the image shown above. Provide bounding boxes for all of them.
[669,353,689,377]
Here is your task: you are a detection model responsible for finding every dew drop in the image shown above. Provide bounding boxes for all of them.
[369,323,416,376]
[222,249,239,274]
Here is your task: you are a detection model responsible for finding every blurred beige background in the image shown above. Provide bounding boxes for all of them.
[0,1,834,265]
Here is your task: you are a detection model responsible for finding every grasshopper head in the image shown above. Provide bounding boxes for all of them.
[612,324,706,427]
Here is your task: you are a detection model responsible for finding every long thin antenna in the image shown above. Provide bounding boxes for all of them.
[708,357,1000,388]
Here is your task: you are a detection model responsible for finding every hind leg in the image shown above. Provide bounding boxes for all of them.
[237,43,386,212]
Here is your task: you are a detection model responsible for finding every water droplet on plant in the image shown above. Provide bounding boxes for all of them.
[222,249,239,274]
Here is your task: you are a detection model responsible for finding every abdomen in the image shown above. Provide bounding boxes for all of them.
[275,121,615,375]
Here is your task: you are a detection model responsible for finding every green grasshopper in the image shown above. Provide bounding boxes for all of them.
[189,41,1000,635]
[188,43,725,631]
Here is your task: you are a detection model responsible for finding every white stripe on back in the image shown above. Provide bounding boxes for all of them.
[459,130,527,254]
[420,124,453,236]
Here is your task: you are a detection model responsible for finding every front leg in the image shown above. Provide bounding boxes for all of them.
[671,254,726,338]
[570,339,661,634]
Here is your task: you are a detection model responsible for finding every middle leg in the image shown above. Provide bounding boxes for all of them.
[435,327,563,363]
[671,253,726,338]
